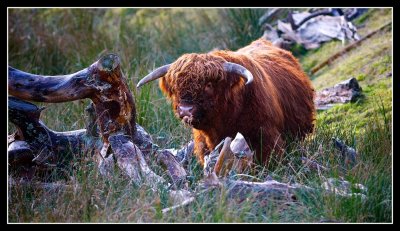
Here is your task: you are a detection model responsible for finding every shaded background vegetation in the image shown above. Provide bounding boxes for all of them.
[8,8,392,223]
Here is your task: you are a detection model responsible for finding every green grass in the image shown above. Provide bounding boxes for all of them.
[8,8,392,223]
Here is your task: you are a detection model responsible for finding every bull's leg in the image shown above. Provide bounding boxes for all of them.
[254,129,285,166]
[193,130,209,166]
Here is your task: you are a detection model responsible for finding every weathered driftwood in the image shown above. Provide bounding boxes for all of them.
[174,140,195,167]
[8,54,172,187]
[200,133,306,203]
[222,179,305,204]
[262,10,360,50]
[9,176,78,192]
[310,21,392,74]
[109,136,189,189]
[293,14,359,49]
[107,134,193,211]
[161,133,310,214]
[8,96,160,171]
[8,100,191,206]
[203,133,253,179]
[214,133,254,177]
[322,178,367,200]
[156,150,188,189]
[8,96,96,170]
[9,54,136,144]
[289,9,337,31]
[108,134,165,188]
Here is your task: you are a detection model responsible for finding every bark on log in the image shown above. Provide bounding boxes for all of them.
[108,134,166,188]
[214,137,233,176]
[156,150,188,189]
[8,96,96,169]
[223,179,307,203]
[9,54,136,143]
[9,177,78,192]
[205,133,254,178]
[9,85,178,187]
[174,140,194,167]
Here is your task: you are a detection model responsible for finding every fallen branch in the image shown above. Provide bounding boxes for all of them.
[9,177,78,192]
[161,189,195,214]
[8,55,156,180]
[108,134,165,189]
[198,133,308,205]
[289,9,334,30]
[204,133,254,178]
[310,21,392,75]
[223,179,307,203]
[9,54,136,143]
[8,96,96,170]
[156,150,188,189]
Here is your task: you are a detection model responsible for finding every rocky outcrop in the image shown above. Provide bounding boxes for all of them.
[315,77,363,110]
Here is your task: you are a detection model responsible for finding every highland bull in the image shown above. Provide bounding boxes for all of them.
[137,38,316,166]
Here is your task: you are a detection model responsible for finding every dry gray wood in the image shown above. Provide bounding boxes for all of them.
[108,134,165,188]
[9,54,136,144]
[156,150,188,189]
[8,96,96,170]
[310,21,392,74]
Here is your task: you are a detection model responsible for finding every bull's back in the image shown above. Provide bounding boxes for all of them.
[240,38,316,138]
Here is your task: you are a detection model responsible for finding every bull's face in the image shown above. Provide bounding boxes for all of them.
[173,81,215,129]
[136,53,253,130]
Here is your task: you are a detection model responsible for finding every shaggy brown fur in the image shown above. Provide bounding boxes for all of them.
[159,38,316,166]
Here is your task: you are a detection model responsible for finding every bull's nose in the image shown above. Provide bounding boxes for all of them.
[178,105,193,118]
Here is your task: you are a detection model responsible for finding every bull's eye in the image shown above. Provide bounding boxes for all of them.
[205,82,213,95]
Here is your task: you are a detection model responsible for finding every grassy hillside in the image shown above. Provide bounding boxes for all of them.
[8,8,392,223]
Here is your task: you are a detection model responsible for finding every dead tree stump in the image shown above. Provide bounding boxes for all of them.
[8,54,186,187]
[9,54,136,144]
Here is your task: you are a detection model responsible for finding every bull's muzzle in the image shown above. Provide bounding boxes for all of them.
[178,105,193,119]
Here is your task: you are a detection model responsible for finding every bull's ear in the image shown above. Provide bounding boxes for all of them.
[225,73,247,89]
[159,77,174,98]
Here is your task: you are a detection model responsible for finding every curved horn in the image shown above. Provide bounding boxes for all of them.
[137,64,171,88]
[223,62,253,85]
